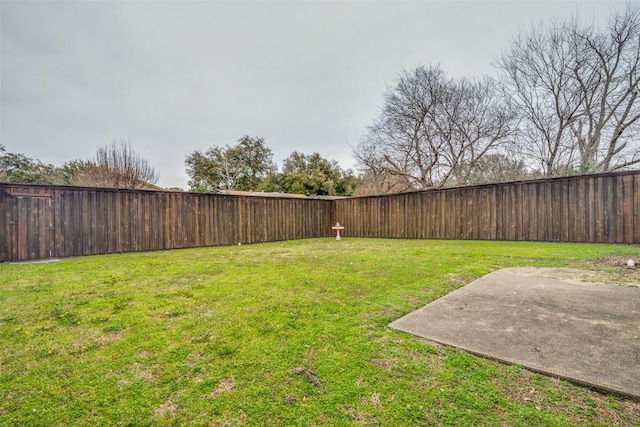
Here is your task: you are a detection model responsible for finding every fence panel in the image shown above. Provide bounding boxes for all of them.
[0,185,336,262]
[334,171,640,244]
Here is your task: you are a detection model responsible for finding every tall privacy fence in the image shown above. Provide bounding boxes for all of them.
[1,170,639,262]
[0,185,333,262]
[334,171,639,243]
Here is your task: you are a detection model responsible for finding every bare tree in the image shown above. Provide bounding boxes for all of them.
[351,170,413,197]
[443,77,518,186]
[499,3,640,175]
[355,65,516,192]
[70,140,159,189]
[499,22,582,176]
[569,5,640,172]
[457,153,536,185]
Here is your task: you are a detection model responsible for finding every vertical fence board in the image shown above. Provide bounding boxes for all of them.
[604,177,614,243]
[10,196,18,260]
[17,197,28,260]
[635,175,640,243]
[615,177,624,243]
[622,175,633,244]
[0,191,9,261]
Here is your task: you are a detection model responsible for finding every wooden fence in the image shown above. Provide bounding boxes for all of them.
[0,185,333,262]
[334,171,640,244]
[1,170,639,262]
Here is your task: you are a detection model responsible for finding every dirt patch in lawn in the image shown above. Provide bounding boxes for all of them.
[577,255,640,286]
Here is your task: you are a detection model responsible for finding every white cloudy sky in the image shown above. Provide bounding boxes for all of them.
[0,0,625,188]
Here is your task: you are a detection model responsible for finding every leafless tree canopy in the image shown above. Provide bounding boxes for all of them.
[355,65,516,191]
[71,140,159,189]
[357,5,639,195]
[499,3,640,175]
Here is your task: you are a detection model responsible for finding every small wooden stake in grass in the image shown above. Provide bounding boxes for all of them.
[331,222,345,240]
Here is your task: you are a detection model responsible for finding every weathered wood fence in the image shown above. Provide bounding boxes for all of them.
[1,170,639,262]
[335,171,639,244]
[0,185,333,262]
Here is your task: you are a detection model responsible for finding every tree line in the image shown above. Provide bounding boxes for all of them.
[0,139,360,196]
[354,3,640,195]
[0,141,160,190]
[185,136,360,196]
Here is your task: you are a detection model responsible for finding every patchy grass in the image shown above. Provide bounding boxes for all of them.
[1,238,639,426]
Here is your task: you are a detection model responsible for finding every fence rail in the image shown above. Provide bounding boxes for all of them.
[1,170,639,262]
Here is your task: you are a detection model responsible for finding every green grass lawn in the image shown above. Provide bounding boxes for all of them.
[1,238,639,426]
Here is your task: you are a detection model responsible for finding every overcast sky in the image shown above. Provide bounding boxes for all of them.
[0,1,626,189]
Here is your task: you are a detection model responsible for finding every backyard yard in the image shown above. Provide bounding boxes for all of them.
[1,238,639,426]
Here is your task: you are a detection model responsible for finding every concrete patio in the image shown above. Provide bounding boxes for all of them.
[390,267,640,400]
